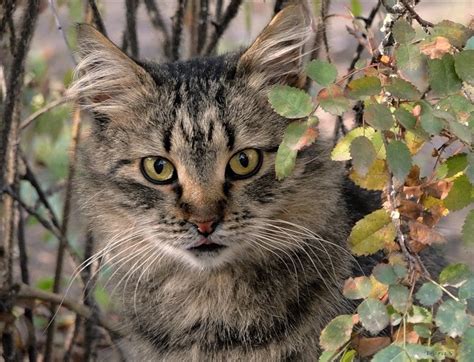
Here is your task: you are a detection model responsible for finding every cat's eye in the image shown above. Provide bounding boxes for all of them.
[141,156,177,184]
[227,149,262,180]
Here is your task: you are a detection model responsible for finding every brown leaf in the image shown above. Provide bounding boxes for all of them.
[292,127,318,151]
[353,336,391,357]
[393,327,420,344]
[424,180,453,199]
[420,36,452,59]
[399,200,424,220]
[409,220,445,246]
[404,186,423,198]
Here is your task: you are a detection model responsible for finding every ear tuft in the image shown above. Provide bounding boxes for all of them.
[67,24,155,123]
[237,3,314,88]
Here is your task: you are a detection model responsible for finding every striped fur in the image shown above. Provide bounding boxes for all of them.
[71,4,369,360]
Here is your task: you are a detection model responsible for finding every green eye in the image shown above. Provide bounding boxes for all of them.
[141,156,176,184]
[227,149,262,179]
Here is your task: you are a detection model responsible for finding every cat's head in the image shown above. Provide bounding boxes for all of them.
[70,4,345,271]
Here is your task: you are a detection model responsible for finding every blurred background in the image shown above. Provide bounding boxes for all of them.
[2,0,473,360]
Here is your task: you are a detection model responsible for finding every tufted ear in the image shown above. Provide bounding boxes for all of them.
[237,3,314,89]
[67,24,155,123]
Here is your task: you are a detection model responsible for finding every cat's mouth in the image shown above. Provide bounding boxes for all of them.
[187,238,226,254]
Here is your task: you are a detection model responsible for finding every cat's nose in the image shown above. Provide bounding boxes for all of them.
[193,220,218,236]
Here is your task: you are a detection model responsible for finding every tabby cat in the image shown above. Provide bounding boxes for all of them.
[69,4,377,360]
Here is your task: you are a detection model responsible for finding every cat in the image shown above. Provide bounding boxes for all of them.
[68,3,379,360]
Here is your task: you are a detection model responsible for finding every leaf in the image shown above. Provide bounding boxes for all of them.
[347,76,382,99]
[407,305,432,324]
[454,50,474,85]
[448,119,472,144]
[418,101,446,135]
[435,299,469,337]
[386,141,412,183]
[413,324,431,338]
[444,175,472,211]
[392,19,415,44]
[436,153,468,179]
[350,159,389,191]
[394,108,416,129]
[395,43,423,71]
[420,36,452,59]
[439,263,472,287]
[268,85,313,118]
[36,277,54,292]
[317,85,351,116]
[350,0,362,17]
[373,264,398,285]
[355,336,391,358]
[318,351,335,362]
[348,209,396,256]
[275,144,297,180]
[343,276,372,299]
[306,59,338,87]
[350,136,376,176]
[432,20,472,48]
[462,210,474,244]
[364,103,394,130]
[459,327,474,362]
[319,315,355,351]
[459,277,474,300]
[389,285,411,312]
[358,298,389,334]
[427,54,462,96]
[331,127,375,161]
[468,153,474,184]
[372,344,410,362]
[385,78,421,100]
[405,344,434,360]
[415,282,443,306]
[341,349,356,362]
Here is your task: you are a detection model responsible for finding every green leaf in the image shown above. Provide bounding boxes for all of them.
[418,101,446,135]
[275,144,297,180]
[448,119,472,144]
[358,298,389,334]
[348,209,396,256]
[317,85,351,116]
[439,263,471,287]
[36,277,54,292]
[433,20,472,48]
[331,127,375,161]
[436,153,468,179]
[318,351,335,362]
[386,140,412,183]
[468,153,474,184]
[413,324,431,338]
[454,50,474,85]
[365,103,394,130]
[385,78,421,100]
[306,60,338,87]
[350,136,376,176]
[319,315,355,352]
[373,263,398,285]
[389,285,411,312]
[407,305,432,324]
[341,349,356,362]
[269,85,313,118]
[444,175,473,211]
[415,282,443,306]
[395,43,423,71]
[459,277,474,300]
[392,19,416,44]
[349,159,389,191]
[435,299,469,337]
[347,76,382,99]
[459,327,474,362]
[463,210,474,244]
[343,276,373,300]
[394,108,416,129]
[350,0,362,17]
[427,54,462,96]
[372,344,411,362]
[405,344,434,360]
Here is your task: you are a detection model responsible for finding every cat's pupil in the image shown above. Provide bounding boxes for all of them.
[239,153,249,168]
[154,159,165,174]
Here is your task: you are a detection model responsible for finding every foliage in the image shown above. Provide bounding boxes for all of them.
[269,2,474,360]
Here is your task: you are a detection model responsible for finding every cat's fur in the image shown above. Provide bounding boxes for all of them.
[69,4,377,361]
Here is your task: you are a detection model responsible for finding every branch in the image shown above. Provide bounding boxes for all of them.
[48,0,76,65]
[197,0,209,54]
[399,0,433,28]
[204,0,242,55]
[143,0,170,57]
[87,0,108,36]
[170,0,187,61]
[124,0,139,58]
[20,97,68,131]
[14,284,124,338]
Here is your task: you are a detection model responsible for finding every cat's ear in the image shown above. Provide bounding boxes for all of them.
[237,3,314,89]
[67,24,155,122]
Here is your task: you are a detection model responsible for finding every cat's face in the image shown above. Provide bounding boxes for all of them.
[71,5,343,270]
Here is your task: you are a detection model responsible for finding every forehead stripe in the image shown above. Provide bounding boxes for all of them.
[222,120,235,149]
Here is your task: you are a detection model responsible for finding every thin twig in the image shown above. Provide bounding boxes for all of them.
[171,0,187,61]
[15,284,123,337]
[124,0,139,58]
[215,0,223,23]
[48,0,76,65]
[143,0,170,57]
[399,0,433,28]
[20,97,68,131]
[273,0,285,14]
[197,0,209,54]
[204,0,242,54]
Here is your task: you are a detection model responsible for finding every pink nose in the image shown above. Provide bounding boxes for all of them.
[195,220,216,235]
